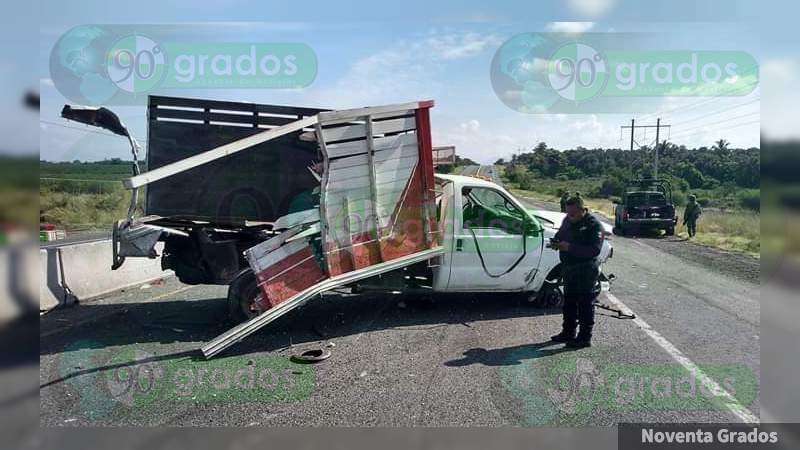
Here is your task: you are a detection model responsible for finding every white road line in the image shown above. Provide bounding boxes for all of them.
[604,292,759,423]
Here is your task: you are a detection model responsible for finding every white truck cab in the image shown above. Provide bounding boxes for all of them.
[432,174,547,292]
[357,173,613,300]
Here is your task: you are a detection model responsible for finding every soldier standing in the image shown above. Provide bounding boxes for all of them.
[548,196,604,348]
[683,194,702,238]
[560,191,570,213]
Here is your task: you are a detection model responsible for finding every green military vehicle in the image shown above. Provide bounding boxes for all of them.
[613,179,678,236]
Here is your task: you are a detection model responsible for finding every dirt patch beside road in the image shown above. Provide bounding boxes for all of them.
[635,235,759,284]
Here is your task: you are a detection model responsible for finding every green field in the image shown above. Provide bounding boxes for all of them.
[40,160,144,230]
[1,157,39,230]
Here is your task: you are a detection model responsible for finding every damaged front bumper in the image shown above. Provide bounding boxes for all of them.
[111,218,188,270]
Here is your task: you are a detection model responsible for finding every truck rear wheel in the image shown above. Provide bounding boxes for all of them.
[227,269,261,323]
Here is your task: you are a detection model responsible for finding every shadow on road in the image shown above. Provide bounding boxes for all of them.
[443,341,578,367]
[613,227,671,240]
[39,291,561,359]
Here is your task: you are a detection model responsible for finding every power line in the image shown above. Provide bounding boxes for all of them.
[621,118,671,178]
[40,119,147,142]
[668,119,760,143]
[637,62,760,122]
[668,111,759,139]
[670,97,760,127]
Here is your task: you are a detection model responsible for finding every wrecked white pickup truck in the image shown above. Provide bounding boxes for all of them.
[63,96,612,358]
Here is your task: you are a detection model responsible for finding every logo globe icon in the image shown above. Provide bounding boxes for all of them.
[49,26,167,104]
[490,33,562,113]
[49,25,121,104]
[547,43,608,102]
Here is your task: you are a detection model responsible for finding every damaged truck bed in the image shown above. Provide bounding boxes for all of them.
[114,96,442,357]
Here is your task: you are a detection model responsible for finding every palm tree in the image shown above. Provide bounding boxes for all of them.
[713,139,730,151]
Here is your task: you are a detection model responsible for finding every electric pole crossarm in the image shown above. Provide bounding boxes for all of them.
[620,118,671,178]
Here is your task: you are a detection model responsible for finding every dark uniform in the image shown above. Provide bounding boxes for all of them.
[553,212,604,344]
[683,198,702,238]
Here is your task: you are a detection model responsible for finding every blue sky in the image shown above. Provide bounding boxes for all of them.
[20,0,799,162]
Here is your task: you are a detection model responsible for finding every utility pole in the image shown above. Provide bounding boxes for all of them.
[654,118,661,179]
[620,118,671,179]
[629,118,635,151]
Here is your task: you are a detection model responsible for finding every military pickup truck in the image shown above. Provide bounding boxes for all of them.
[613,179,678,236]
[63,95,613,357]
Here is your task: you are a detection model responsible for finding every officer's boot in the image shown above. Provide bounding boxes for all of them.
[553,294,578,342]
[567,328,592,348]
[551,330,576,342]
[567,295,594,348]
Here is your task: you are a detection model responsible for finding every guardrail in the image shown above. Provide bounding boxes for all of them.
[39,238,172,311]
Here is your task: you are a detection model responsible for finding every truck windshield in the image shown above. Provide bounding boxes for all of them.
[627,193,648,207]
[627,192,667,207]
[648,193,667,206]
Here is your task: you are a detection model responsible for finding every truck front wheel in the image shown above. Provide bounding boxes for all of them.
[537,282,564,308]
[227,269,261,323]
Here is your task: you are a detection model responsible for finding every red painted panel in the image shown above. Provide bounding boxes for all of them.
[255,247,314,283]
[351,231,382,270]
[414,106,439,247]
[255,247,327,309]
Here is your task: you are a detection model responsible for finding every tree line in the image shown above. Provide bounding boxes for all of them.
[498,140,760,210]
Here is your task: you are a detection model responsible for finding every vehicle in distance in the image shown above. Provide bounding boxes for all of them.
[613,178,677,236]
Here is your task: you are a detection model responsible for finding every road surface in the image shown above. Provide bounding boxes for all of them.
[39,165,759,426]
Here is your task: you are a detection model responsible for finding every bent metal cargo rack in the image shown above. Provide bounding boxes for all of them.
[111,96,443,358]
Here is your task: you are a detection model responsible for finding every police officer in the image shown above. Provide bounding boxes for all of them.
[683,194,702,238]
[560,191,570,213]
[548,196,604,348]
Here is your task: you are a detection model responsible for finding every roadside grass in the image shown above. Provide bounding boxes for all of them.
[40,188,143,230]
[677,209,760,255]
[507,183,759,257]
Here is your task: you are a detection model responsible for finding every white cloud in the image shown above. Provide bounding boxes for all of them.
[761,58,798,140]
[303,31,502,108]
[544,22,595,34]
[459,119,481,133]
[761,59,795,83]
[435,119,522,163]
[40,78,54,87]
[426,32,503,60]
[566,0,616,18]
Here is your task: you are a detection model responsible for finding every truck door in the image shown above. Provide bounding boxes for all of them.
[446,185,543,291]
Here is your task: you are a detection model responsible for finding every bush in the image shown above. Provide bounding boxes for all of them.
[673,191,688,206]
[736,190,760,211]
[597,177,625,197]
